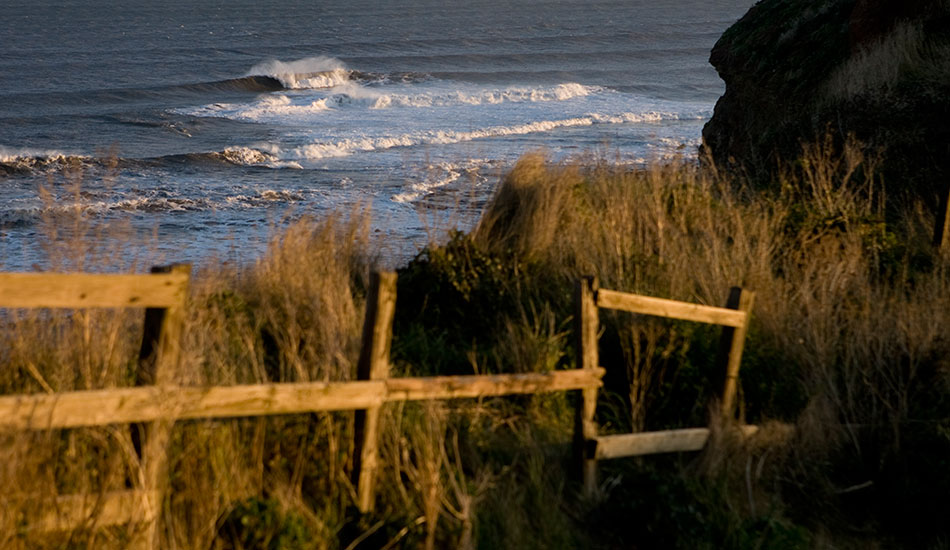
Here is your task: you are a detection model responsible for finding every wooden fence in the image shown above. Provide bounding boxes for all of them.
[573,277,755,496]
[0,265,191,548]
[0,269,755,547]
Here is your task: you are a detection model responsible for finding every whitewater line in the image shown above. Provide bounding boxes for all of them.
[290,111,675,160]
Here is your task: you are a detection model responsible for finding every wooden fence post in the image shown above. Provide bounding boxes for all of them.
[573,276,599,498]
[351,271,397,513]
[133,263,190,549]
[933,181,950,254]
[716,287,755,424]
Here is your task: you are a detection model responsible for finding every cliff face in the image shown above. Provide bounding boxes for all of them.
[702,0,950,200]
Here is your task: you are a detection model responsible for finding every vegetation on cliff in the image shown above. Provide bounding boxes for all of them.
[702,0,950,203]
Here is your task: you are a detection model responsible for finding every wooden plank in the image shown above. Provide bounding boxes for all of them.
[0,371,605,431]
[595,428,711,458]
[594,425,764,459]
[574,276,600,498]
[717,288,755,423]
[0,272,190,309]
[352,271,397,513]
[385,368,604,401]
[0,381,388,430]
[595,288,746,328]
[30,490,159,532]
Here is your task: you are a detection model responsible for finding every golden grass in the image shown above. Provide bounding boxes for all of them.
[825,19,950,102]
[2,139,949,547]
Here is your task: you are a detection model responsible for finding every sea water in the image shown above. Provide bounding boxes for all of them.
[0,0,753,269]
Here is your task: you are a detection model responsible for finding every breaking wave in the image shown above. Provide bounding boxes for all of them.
[247,56,350,89]
[150,147,303,169]
[174,82,605,121]
[214,146,303,169]
[0,148,96,176]
[171,57,427,96]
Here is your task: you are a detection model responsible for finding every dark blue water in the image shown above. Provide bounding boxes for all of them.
[0,0,752,269]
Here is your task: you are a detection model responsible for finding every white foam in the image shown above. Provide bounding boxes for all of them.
[112,197,205,212]
[221,146,303,169]
[0,187,313,226]
[0,147,86,164]
[175,94,335,121]
[370,83,601,109]
[225,189,306,207]
[178,82,605,122]
[646,136,703,159]
[222,146,278,165]
[1,197,204,224]
[102,189,308,212]
[292,111,675,160]
[247,56,350,89]
[285,68,351,89]
[390,159,494,203]
[391,172,460,203]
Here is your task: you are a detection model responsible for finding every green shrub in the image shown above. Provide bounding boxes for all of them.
[217,497,316,550]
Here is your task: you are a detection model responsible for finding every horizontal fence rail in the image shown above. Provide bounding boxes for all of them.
[595,288,747,327]
[31,490,161,533]
[0,369,605,431]
[591,425,761,459]
[0,272,190,309]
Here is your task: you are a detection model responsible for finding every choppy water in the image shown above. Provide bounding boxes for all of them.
[0,0,752,269]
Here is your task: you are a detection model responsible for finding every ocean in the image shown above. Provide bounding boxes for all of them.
[0,0,752,269]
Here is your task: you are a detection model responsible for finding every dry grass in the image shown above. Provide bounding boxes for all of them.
[471,143,949,545]
[827,21,926,101]
[2,140,949,548]
[0,205,375,548]
[825,19,950,102]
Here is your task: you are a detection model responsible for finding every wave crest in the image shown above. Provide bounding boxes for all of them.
[247,56,352,89]
[0,148,95,176]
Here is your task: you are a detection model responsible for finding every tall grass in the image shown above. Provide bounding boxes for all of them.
[825,18,950,102]
[2,139,949,548]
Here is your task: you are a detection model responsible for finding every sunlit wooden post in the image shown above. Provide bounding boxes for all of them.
[716,287,754,424]
[133,263,191,550]
[573,276,600,498]
[933,182,950,254]
[351,271,397,513]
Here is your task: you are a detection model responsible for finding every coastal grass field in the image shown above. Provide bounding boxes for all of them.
[2,140,949,549]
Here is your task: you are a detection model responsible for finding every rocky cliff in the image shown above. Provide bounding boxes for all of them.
[702,0,950,201]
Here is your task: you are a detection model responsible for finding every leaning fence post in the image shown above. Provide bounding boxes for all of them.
[133,263,191,549]
[716,287,755,424]
[573,276,600,497]
[933,181,950,254]
[351,271,397,513]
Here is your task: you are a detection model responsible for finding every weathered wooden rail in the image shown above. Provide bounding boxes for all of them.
[1,269,755,546]
[573,277,755,496]
[0,371,603,430]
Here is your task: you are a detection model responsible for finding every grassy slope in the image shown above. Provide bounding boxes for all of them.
[2,141,949,549]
